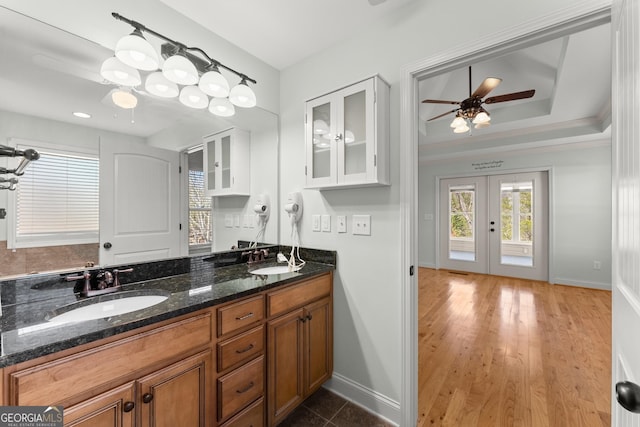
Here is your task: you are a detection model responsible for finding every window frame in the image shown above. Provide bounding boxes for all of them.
[7,138,99,249]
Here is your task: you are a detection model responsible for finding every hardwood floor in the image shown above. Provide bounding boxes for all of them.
[417,268,611,427]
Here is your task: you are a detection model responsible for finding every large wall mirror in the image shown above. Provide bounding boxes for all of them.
[0,6,279,278]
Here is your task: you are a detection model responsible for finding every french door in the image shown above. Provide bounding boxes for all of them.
[439,171,548,281]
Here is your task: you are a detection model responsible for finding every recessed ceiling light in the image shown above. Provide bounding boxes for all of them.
[73,112,91,119]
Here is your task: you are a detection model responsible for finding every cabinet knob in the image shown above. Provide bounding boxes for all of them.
[299,316,307,323]
[123,401,135,412]
[334,133,343,141]
[306,314,313,321]
[214,161,220,167]
[142,393,154,404]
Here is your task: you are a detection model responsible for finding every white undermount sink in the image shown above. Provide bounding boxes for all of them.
[250,265,301,275]
[47,291,168,323]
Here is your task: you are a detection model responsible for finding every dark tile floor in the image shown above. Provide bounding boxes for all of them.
[277,387,394,427]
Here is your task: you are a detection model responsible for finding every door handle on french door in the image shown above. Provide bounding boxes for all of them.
[490,220,495,232]
[616,381,640,413]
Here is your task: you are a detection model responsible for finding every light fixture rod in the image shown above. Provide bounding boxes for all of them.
[111,12,257,85]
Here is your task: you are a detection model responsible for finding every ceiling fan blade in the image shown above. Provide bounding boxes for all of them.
[471,77,502,98]
[422,99,460,105]
[484,89,535,104]
[427,109,458,121]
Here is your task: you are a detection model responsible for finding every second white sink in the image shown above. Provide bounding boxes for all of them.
[250,265,300,275]
[48,292,168,323]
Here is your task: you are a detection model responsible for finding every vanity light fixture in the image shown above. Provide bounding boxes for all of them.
[105,12,257,116]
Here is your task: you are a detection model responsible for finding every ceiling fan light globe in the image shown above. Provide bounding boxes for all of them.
[453,124,469,134]
[474,122,491,129]
[450,116,466,128]
[145,72,179,98]
[199,69,230,97]
[101,57,141,86]
[179,85,208,109]
[473,111,490,124]
[162,54,199,85]
[112,89,138,109]
[115,30,159,71]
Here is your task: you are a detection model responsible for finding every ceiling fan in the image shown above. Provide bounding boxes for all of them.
[422,66,535,133]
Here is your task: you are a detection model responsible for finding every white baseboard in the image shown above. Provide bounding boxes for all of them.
[324,373,400,426]
[552,277,611,290]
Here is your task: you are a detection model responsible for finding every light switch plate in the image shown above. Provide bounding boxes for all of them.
[312,215,321,232]
[224,214,233,228]
[337,215,347,233]
[352,215,371,235]
[321,214,331,232]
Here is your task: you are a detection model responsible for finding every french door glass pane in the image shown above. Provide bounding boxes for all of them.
[312,102,331,178]
[343,90,366,175]
[500,181,533,267]
[449,186,475,261]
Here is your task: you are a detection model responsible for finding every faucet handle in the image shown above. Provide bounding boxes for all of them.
[112,267,133,288]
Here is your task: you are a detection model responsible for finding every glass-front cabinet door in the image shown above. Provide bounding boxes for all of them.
[305,75,389,189]
[203,128,251,196]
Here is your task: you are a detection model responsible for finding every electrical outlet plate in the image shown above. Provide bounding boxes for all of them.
[321,214,331,232]
[312,214,321,232]
[352,215,371,235]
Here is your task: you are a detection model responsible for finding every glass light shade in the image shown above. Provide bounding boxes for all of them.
[162,53,199,85]
[115,30,159,71]
[315,140,330,148]
[450,115,466,128]
[179,86,208,109]
[145,72,179,98]
[472,111,491,124]
[209,97,235,117]
[474,122,491,129]
[112,89,138,109]
[229,81,256,108]
[453,124,470,134]
[345,130,355,143]
[313,119,329,135]
[100,57,141,86]
[199,68,230,97]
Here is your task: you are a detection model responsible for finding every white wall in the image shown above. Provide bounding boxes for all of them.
[279,0,609,423]
[418,141,612,289]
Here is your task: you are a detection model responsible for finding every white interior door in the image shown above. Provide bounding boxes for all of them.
[439,176,488,273]
[100,140,180,266]
[488,171,548,281]
[612,0,640,422]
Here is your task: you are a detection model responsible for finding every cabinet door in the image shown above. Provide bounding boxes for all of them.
[336,78,375,186]
[137,351,211,427]
[306,94,337,188]
[267,308,305,426]
[304,297,333,394]
[64,382,135,427]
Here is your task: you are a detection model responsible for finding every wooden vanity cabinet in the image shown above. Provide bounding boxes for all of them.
[266,274,333,426]
[63,382,135,427]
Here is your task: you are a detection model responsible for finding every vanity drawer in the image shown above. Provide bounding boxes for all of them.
[218,325,264,372]
[217,356,264,421]
[10,310,212,406]
[267,273,331,317]
[220,396,264,427]
[218,295,264,337]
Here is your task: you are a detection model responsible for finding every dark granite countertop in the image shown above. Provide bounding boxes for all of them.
[0,248,335,368]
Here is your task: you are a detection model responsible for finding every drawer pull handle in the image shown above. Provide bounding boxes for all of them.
[142,393,154,404]
[235,312,254,321]
[236,381,254,394]
[235,343,255,354]
[123,401,135,412]
[306,314,313,321]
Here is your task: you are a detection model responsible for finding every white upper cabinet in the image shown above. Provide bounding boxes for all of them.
[204,128,251,196]
[305,75,389,189]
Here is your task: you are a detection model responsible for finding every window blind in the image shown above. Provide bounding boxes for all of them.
[15,149,99,246]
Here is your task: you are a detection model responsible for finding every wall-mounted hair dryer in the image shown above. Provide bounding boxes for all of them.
[253,193,270,222]
[284,192,303,223]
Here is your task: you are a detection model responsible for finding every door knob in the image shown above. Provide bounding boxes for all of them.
[490,228,495,232]
[103,242,112,249]
[616,381,640,413]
